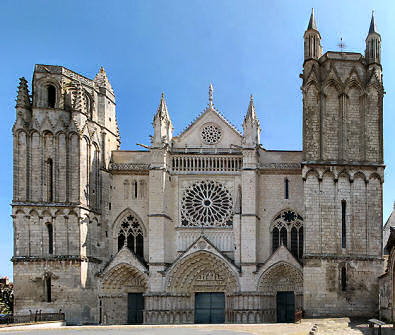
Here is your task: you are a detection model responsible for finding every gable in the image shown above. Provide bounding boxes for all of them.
[173,108,242,149]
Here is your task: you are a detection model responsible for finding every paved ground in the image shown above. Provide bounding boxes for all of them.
[0,320,392,335]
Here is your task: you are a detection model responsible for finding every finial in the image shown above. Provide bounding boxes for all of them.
[100,66,105,73]
[250,94,254,102]
[307,8,317,30]
[369,10,378,34]
[209,83,213,108]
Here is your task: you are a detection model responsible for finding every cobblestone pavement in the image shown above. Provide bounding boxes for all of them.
[311,318,394,335]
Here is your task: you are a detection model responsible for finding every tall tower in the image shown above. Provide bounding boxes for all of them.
[12,65,120,323]
[302,11,384,317]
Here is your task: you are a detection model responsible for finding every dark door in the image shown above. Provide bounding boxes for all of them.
[195,292,225,324]
[128,293,144,324]
[276,291,295,323]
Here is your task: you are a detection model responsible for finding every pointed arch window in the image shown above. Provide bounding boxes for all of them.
[47,85,56,108]
[117,214,144,259]
[271,209,304,259]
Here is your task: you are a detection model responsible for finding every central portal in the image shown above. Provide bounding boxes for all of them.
[195,292,225,324]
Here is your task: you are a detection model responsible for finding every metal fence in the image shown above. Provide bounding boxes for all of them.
[0,311,65,324]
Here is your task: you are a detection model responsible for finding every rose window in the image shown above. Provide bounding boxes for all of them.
[201,124,222,144]
[181,180,233,227]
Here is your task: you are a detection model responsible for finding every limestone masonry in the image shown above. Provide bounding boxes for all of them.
[11,10,386,324]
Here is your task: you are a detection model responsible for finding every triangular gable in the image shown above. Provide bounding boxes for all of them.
[99,245,148,277]
[173,107,243,149]
[165,234,240,276]
[255,245,302,279]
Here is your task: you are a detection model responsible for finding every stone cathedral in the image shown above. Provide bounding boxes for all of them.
[11,11,385,324]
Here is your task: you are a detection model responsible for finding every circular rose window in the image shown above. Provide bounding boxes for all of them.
[181,180,233,227]
[201,124,222,145]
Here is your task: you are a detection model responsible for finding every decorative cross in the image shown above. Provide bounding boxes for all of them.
[337,37,346,52]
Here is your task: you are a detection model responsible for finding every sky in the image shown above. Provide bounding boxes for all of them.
[0,0,394,280]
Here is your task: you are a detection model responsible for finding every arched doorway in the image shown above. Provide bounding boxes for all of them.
[99,263,148,325]
[258,262,303,323]
[166,250,239,324]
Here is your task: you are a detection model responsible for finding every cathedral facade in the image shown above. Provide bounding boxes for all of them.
[11,11,385,324]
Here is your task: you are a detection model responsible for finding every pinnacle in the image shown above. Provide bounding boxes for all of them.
[368,10,378,34]
[16,77,31,108]
[307,8,318,31]
[94,66,114,94]
[244,94,260,128]
[155,92,170,121]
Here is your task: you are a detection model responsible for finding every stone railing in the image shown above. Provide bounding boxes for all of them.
[172,155,242,173]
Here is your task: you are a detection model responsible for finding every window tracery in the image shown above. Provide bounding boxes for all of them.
[271,209,303,259]
[117,214,144,259]
[181,180,233,227]
[201,123,222,145]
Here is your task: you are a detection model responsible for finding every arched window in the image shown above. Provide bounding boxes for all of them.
[341,266,347,291]
[117,214,144,259]
[47,85,56,108]
[46,277,51,302]
[272,227,279,253]
[46,223,53,255]
[47,158,54,202]
[271,209,304,260]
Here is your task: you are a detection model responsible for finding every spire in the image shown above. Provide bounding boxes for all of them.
[307,8,317,31]
[94,66,114,94]
[369,10,378,34]
[16,77,31,109]
[208,83,214,108]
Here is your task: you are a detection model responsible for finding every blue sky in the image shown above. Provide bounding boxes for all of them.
[0,0,394,279]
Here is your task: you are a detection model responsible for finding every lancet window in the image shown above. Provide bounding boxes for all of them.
[271,209,304,259]
[117,214,144,259]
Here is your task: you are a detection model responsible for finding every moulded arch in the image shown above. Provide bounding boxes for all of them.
[257,261,303,294]
[369,172,382,183]
[337,170,351,181]
[269,208,304,232]
[15,209,25,215]
[29,209,39,217]
[322,169,335,180]
[352,171,367,183]
[304,168,320,181]
[100,262,148,293]
[34,77,62,109]
[112,208,147,235]
[165,250,240,294]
